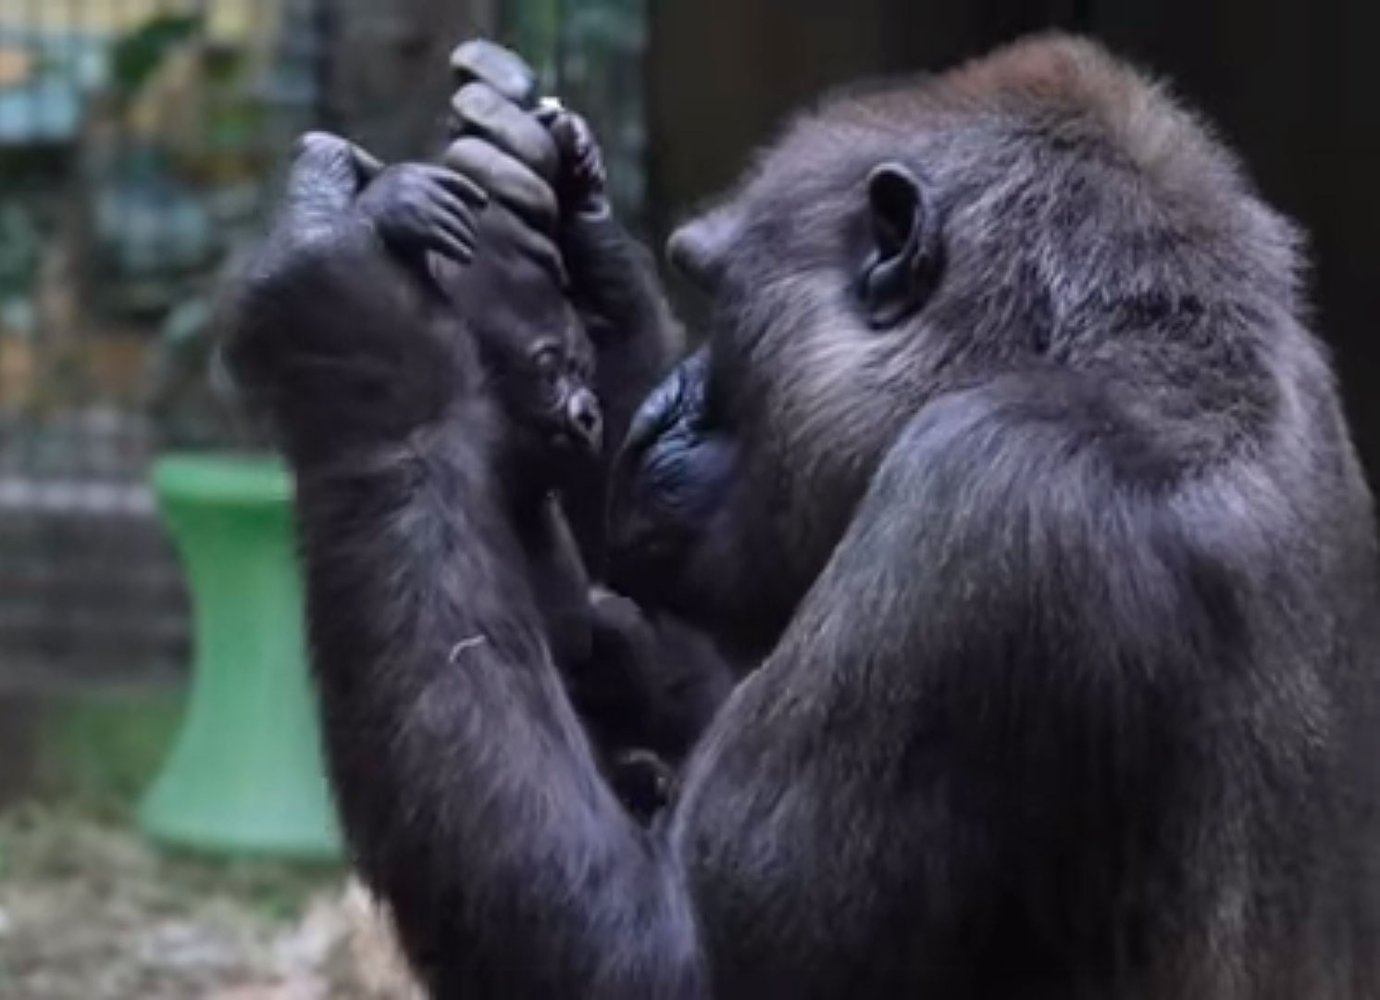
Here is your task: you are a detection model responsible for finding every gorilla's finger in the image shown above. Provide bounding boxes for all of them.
[350,144,385,184]
[451,82,560,181]
[547,111,609,211]
[442,137,557,232]
[532,101,561,128]
[292,130,352,162]
[420,165,489,207]
[547,110,597,164]
[510,224,569,289]
[449,39,539,107]
[428,207,477,251]
[287,131,360,210]
[428,189,479,232]
[428,231,474,266]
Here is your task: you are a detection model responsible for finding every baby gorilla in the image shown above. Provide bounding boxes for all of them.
[355,152,679,820]
[357,158,603,472]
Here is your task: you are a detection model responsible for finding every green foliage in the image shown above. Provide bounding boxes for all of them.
[110,13,203,100]
[33,696,185,821]
[201,44,263,155]
[0,201,40,301]
[504,0,563,89]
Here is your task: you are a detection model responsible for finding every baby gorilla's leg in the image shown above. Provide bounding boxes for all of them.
[357,163,488,265]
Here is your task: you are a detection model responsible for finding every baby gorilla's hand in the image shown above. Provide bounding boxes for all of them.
[357,163,488,265]
[536,104,609,219]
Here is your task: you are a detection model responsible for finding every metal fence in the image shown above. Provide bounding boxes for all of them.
[508,0,648,231]
[0,0,648,692]
[0,0,323,690]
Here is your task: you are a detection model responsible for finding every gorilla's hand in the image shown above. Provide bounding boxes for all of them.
[446,40,559,232]
[226,131,464,464]
[446,40,668,345]
[228,131,374,390]
[357,162,487,266]
[536,105,668,343]
[541,103,611,220]
[274,131,376,240]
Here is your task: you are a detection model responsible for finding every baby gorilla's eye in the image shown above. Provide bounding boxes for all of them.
[530,344,563,384]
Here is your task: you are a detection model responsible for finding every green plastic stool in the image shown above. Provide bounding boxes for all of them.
[139,453,341,860]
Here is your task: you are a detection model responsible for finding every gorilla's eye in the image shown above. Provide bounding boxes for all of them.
[531,344,562,382]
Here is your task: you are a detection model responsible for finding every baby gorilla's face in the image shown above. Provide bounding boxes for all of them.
[487,278,602,458]
[437,206,602,461]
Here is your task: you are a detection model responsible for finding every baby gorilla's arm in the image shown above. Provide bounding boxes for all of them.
[357,163,489,266]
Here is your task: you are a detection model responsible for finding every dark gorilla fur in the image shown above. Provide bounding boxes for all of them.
[229,133,727,815]
[229,35,1380,1000]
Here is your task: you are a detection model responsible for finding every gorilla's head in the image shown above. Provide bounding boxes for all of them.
[443,205,603,471]
[608,35,1285,658]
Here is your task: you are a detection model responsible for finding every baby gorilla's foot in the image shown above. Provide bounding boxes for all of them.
[357,163,488,265]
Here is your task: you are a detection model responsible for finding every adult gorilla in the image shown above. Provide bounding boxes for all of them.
[230,35,1380,1000]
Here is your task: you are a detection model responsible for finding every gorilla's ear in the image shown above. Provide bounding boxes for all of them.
[859,162,942,328]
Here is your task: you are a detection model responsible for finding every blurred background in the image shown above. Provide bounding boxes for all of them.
[0,0,1372,996]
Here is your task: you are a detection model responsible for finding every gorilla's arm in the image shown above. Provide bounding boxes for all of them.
[671,371,1232,994]
[291,423,706,998]
[559,208,683,572]
[545,106,682,438]
[228,137,706,999]
[308,366,1211,997]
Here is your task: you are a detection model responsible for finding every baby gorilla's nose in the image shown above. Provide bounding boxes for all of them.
[565,387,603,453]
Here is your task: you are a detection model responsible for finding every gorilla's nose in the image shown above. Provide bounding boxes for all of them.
[623,347,710,459]
[565,387,603,453]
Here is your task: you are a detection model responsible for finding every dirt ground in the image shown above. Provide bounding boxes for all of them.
[0,805,421,1000]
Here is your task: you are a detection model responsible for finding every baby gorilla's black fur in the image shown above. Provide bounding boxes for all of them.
[358,159,604,478]
[230,132,721,823]
[355,151,720,815]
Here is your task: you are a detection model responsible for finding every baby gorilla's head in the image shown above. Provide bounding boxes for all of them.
[439,204,602,464]
[479,268,601,458]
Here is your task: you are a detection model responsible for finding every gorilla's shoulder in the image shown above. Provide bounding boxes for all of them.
[872,370,1188,508]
